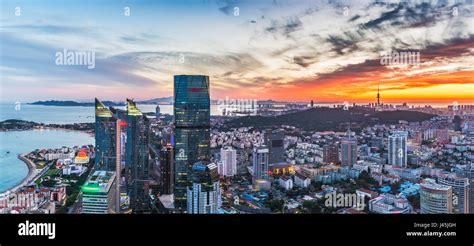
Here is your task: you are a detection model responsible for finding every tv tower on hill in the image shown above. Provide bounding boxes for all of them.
[376,82,381,108]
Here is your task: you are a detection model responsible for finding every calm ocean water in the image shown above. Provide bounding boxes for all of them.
[0,129,94,192]
[0,103,225,124]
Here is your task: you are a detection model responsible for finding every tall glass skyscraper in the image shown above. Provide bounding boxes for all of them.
[173,75,211,211]
[125,99,151,213]
[95,98,118,171]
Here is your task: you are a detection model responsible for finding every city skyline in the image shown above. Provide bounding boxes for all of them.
[2,73,474,216]
[1,0,473,103]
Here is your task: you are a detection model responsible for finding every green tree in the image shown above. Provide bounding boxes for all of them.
[267,199,284,212]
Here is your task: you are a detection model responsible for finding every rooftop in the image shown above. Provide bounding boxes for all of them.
[420,179,451,192]
[126,98,143,116]
[294,173,309,180]
[82,170,116,194]
[95,98,113,118]
[158,194,175,209]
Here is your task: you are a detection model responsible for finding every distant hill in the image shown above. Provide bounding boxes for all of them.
[30,98,307,106]
[227,107,435,131]
[137,97,173,104]
[30,100,125,107]
[137,97,231,105]
[0,119,94,131]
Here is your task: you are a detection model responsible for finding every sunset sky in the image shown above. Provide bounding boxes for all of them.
[1,0,473,103]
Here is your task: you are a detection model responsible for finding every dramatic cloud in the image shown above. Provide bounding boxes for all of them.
[0,0,473,102]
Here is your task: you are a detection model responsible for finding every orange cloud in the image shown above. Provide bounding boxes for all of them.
[215,69,474,103]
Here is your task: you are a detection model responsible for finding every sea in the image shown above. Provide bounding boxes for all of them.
[0,129,94,192]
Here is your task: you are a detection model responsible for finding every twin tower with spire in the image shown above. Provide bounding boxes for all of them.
[94,97,151,213]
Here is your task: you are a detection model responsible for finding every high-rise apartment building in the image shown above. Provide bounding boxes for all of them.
[219,146,237,177]
[252,146,269,182]
[420,179,453,214]
[323,144,339,164]
[388,131,408,167]
[438,174,470,214]
[187,162,221,214]
[341,131,357,167]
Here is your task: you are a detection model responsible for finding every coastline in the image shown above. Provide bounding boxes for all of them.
[0,153,36,198]
[0,127,95,140]
[42,126,94,137]
[0,125,94,134]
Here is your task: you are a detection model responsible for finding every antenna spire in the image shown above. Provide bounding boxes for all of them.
[377,82,381,107]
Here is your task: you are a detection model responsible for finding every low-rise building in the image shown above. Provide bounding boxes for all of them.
[294,173,311,188]
[356,188,379,200]
[278,176,293,190]
[369,194,411,214]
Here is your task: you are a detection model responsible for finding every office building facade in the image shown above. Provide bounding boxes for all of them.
[252,146,269,182]
[420,179,453,214]
[125,99,151,213]
[95,98,118,171]
[160,144,174,195]
[81,171,116,214]
[438,175,470,214]
[264,129,285,164]
[464,164,474,213]
[174,75,211,210]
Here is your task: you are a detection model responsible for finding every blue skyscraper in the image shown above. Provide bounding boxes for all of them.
[125,99,151,213]
[173,75,211,211]
[95,98,118,171]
